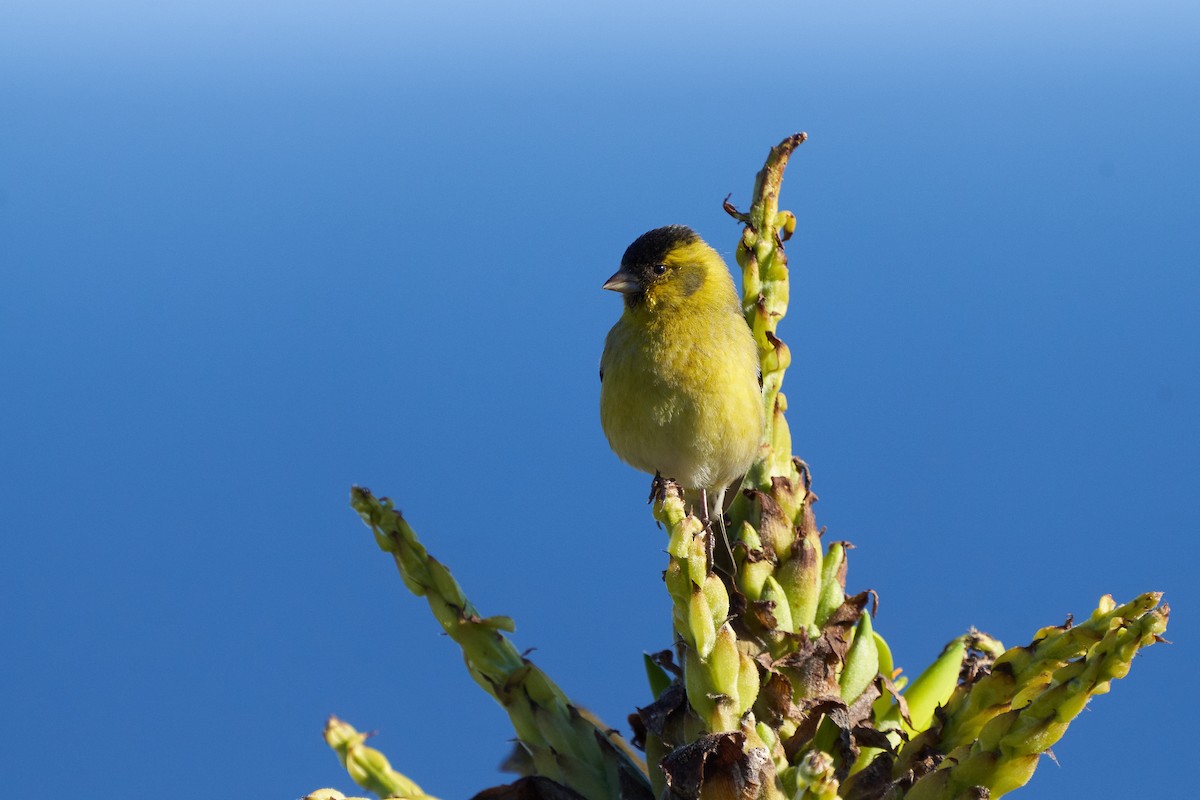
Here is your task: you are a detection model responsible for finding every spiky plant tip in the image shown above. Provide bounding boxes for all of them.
[323,716,438,800]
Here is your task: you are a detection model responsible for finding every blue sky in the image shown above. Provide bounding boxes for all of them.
[1,1,1196,797]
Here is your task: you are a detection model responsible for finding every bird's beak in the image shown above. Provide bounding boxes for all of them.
[602,268,639,294]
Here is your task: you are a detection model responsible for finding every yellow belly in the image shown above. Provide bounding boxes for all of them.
[600,311,763,493]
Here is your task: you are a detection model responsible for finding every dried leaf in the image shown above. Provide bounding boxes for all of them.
[661,732,773,800]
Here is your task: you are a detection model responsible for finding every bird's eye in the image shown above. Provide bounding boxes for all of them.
[652,263,667,276]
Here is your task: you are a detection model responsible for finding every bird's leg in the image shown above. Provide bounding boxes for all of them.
[710,486,737,576]
[699,488,716,572]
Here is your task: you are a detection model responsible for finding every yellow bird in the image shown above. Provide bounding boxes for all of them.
[599,225,763,522]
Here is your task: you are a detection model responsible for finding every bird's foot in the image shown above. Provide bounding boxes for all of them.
[648,472,681,505]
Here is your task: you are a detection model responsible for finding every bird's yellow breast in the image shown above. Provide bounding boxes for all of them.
[599,296,763,493]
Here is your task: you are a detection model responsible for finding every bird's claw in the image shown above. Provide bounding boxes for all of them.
[648,472,677,504]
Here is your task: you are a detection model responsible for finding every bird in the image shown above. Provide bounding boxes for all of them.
[599,225,764,526]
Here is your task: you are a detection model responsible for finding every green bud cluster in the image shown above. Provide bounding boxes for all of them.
[656,484,761,735]
[350,488,650,800]
[322,716,438,800]
[895,594,1169,799]
[937,593,1163,753]
[789,750,841,800]
[730,135,805,493]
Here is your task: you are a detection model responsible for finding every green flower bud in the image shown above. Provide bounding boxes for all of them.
[709,623,742,702]
[685,646,717,724]
[688,531,709,588]
[688,587,718,658]
[736,522,775,602]
[665,560,692,602]
[737,652,762,717]
[777,536,821,632]
[813,543,846,629]
[839,611,879,703]
[761,575,794,634]
[902,636,966,734]
[703,574,731,628]
[775,210,797,240]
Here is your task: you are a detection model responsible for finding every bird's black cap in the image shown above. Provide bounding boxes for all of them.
[621,225,700,267]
